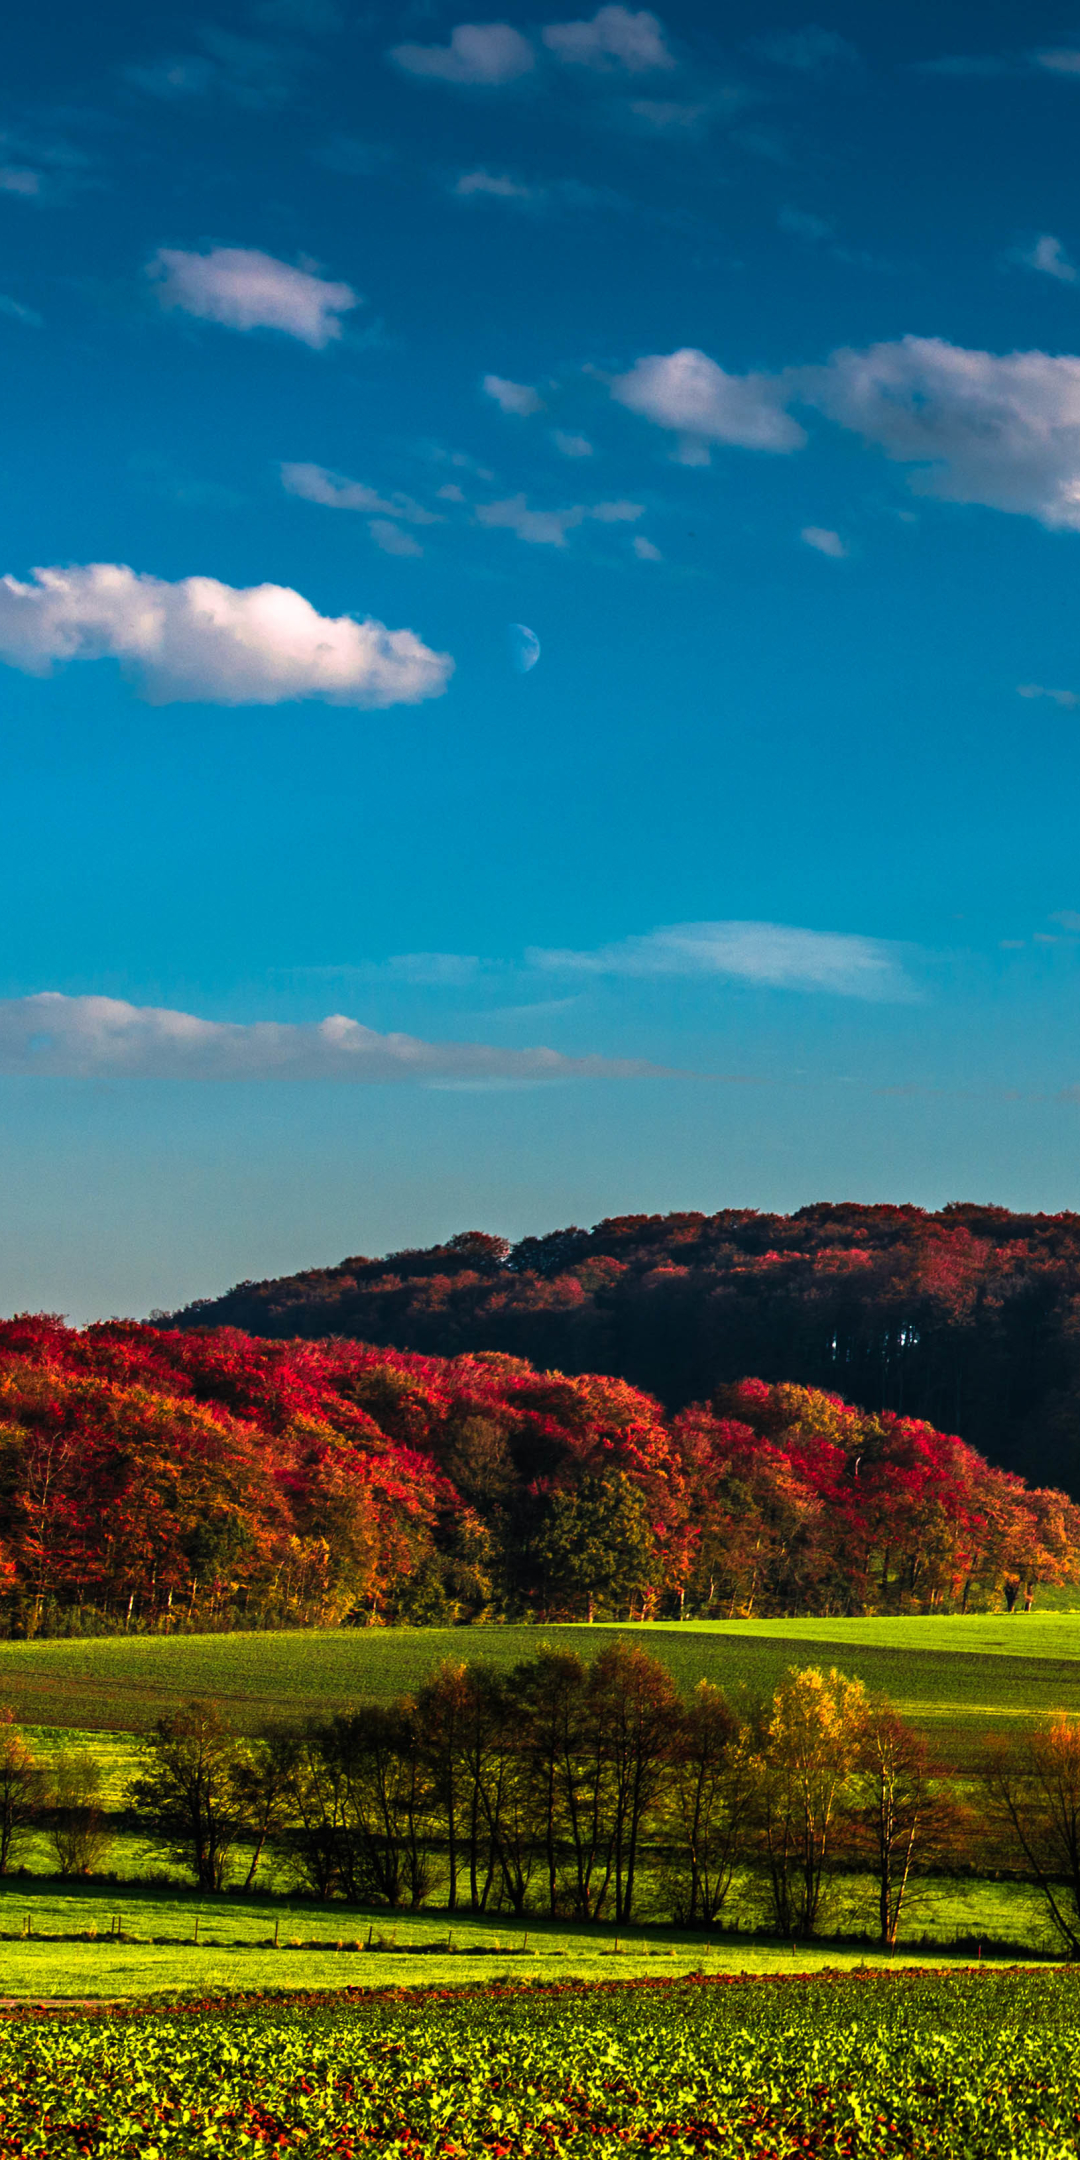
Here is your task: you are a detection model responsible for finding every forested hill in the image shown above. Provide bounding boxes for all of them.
[160,1204,1080,1497]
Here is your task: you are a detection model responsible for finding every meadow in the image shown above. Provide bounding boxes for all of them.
[1,1968,1078,2155]
[0,1615,1076,2001]
[5,1613,1080,1773]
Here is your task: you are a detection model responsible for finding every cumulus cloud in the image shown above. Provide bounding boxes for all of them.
[1024,233,1077,282]
[1018,682,1079,708]
[527,920,913,999]
[0,993,659,1084]
[476,494,642,545]
[0,564,452,708]
[281,462,439,524]
[552,430,594,456]
[455,170,538,199]
[801,525,847,557]
[613,334,1080,529]
[148,247,358,348]
[542,6,674,72]
[611,347,806,456]
[390,22,535,83]
[804,337,1080,527]
[483,373,544,415]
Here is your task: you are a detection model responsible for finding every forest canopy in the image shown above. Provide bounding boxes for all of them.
[0,1312,1075,1636]
[161,1205,1080,1498]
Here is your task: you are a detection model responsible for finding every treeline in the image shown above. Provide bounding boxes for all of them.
[162,1204,1080,1496]
[9,1649,1080,1956]
[0,1317,1076,1634]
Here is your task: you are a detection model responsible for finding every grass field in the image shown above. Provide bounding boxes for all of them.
[0,1871,1058,2000]
[3,1615,1080,1770]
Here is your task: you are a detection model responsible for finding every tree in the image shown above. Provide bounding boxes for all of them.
[980,1715,1080,1956]
[849,1702,932,1947]
[752,1666,868,1938]
[588,1643,680,1924]
[0,1711,40,1874]
[533,1472,658,1621]
[668,1681,751,1924]
[130,1700,244,1891]
[46,1749,113,1877]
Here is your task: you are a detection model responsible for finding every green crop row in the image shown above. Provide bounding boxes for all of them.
[1,1968,1079,2156]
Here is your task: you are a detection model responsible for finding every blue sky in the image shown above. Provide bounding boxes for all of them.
[5,0,1080,1317]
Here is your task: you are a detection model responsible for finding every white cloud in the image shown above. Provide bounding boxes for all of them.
[527,920,913,999]
[552,430,594,456]
[390,23,535,83]
[804,337,1080,528]
[0,167,40,196]
[0,564,452,708]
[483,373,544,415]
[611,348,806,456]
[369,520,423,558]
[0,295,43,327]
[542,6,674,71]
[281,462,439,523]
[632,534,662,559]
[801,525,847,557]
[0,993,658,1084]
[148,247,358,348]
[613,334,1080,531]
[1035,48,1080,75]
[455,170,538,199]
[1024,233,1077,282]
[476,494,642,545]
[1018,682,1079,708]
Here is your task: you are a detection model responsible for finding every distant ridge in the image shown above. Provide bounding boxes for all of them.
[156,1204,1080,1494]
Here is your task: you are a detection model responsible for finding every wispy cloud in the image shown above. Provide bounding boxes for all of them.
[390,23,535,85]
[281,462,439,524]
[1022,233,1077,282]
[0,993,661,1084]
[148,248,358,349]
[0,564,452,708]
[542,7,675,73]
[476,493,643,545]
[801,525,847,558]
[483,373,545,415]
[1018,682,1079,708]
[527,920,914,999]
[0,295,43,327]
[455,170,539,201]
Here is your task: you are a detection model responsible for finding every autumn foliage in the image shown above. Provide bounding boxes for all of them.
[0,1313,1074,1635]
[165,1205,1080,1497]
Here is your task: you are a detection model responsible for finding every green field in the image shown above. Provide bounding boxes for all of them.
[4,1614,1080,1770]
[1,1969,1078,2155]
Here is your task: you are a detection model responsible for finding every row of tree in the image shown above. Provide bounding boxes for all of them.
[0,1316,1075,1633]
[14,1647,1078,1956]
[165,1205,1080,1496]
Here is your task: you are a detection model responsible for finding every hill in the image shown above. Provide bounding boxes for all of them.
[159,1204,1080,1494]
[0,1315,1076,1634]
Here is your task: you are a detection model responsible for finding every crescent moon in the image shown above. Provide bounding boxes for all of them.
[508,623,541,674]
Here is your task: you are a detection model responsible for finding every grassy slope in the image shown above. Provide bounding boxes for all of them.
[0,1875,1057,1999]
[3,1616,1080,1769]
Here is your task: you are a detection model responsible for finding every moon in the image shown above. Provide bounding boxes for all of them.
[508,622,541,674]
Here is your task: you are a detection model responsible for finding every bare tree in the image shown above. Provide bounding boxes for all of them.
[980,1715,1080,1956]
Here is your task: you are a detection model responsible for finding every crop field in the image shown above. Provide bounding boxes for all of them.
[0,1968,1077,2155]
[3,1615,1080,1769]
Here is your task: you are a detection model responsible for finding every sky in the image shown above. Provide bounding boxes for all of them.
[5,0,1080,1318]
